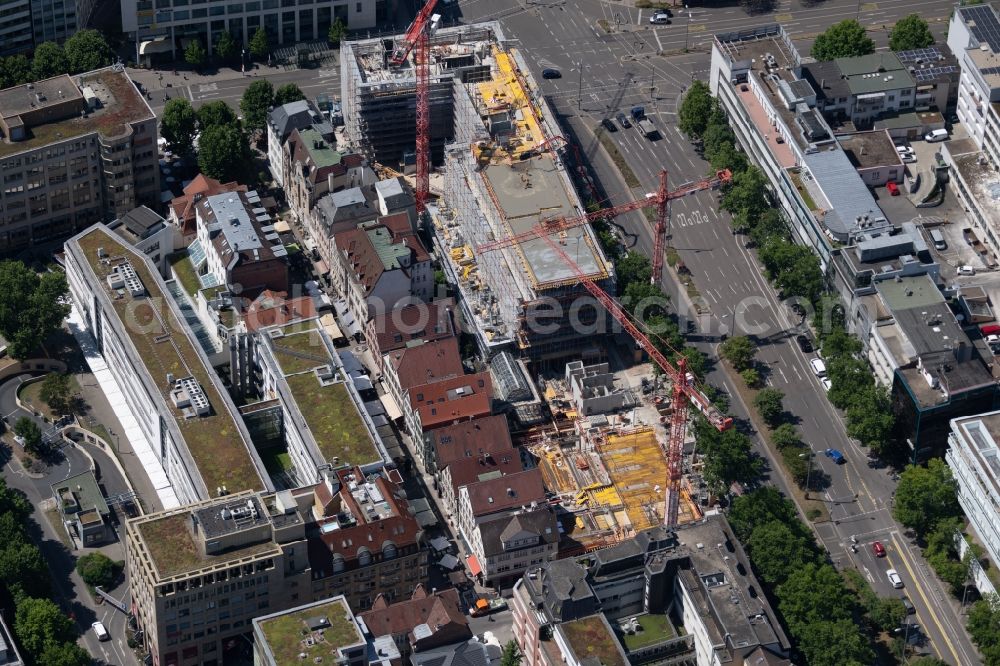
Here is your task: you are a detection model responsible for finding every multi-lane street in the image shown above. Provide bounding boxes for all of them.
[454,0,979,661]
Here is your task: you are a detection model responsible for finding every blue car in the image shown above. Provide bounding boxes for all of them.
[825,448,845,464]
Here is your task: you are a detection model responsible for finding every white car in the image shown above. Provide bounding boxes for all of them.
[901,154,917,164]
[958,265,976,276]
[887,569,904,589]
[821,377,832,391]
[810,358,827,377]
[895,144,913,155]
[92,621,110,641]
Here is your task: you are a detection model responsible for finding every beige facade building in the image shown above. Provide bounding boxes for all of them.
[127,467,426,666]
[0,66,159,252]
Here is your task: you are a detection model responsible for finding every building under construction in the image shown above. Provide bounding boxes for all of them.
[340,21,614,367]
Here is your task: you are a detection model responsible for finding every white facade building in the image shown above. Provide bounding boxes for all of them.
[947,410,1000,568]
[948,4,1000,169]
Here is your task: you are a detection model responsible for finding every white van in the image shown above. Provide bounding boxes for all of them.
[930,229,946,250]
[925,128,949,143]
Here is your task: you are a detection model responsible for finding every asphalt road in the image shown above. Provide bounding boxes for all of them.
[455,0,979,661]
[1,373,138,666]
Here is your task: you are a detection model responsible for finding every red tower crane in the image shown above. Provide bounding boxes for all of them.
[536,230,733,526]
[474,169,732,283]
[390,0,440,217]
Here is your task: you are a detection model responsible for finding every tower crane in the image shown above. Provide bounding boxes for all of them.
[389,0,440,217]
[475,168,731,285]
[535,229,733,526]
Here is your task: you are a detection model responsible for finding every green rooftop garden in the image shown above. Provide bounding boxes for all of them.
[620,614,677,651]
[560,616,627,666]
[168,252,202,297]
[788,168,817,212]
[281,321,316,335]
[76,228,264,495]
[137,512,279,579]
[284,375,378,467]
[259,598,362,666]
[273,329,331,375]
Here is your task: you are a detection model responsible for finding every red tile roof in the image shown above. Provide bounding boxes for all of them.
[462,468,545,517]
[240,290,317,332]
[369,299,456,357]
[359,587,471,648]
[169,174,246,236]
[427,415,514,470]
[410,372,493,430]
[442,449,523,496]
[334,215,430,296]
[387,337,464,390]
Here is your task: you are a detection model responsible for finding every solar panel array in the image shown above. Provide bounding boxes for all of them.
[897,47,946,65]
[981,66,1000,76]
[963,5,1000,54]
[914,65,960,82]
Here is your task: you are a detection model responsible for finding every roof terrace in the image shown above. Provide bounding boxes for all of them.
[255,597,363,666]
[75,227,265,495]
[558,615,628,666]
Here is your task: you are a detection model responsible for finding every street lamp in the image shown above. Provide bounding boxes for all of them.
[575,61,591,110]
[799,452,814,497]
[684,5,690,51]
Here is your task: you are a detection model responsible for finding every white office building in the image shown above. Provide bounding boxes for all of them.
[948,3,1000,169]
[947,411,1000,568]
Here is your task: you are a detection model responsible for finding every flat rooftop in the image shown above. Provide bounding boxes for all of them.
[270,321,381,468]
[0,67,154,157]
[953,411,1000,485]
[135,509,280,580]
[835,53,914,94]
[483,155,604,286]
[255,596,363,666]
[558,615,628,666]
[74,227,265,495]
[951,149,1000,230]
[837,131,903,169]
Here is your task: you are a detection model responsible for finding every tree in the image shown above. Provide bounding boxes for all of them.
[777,562,853,635]
[0,519,50,598]
[795,618,875,666]
[63,30,113,73]
[160,98,198,156]
[889,14,934,51]
[740,368,761,388]
[821,326,862,360]
[39,373,72,415]
[811,20,875,61]
[249,26,270,60]
[771,423,801,450]
[215,31,239,62]
[328,17,347,46]
[0,477,32,521]
[701,120,735,164]
[676,347,707,379]
[197,100,238,129]
[720,335,756,371]
[720,166,770,232]
[500,640,522,666]
[240,79,275,132]
[826,355,874,410]
[909,659,951,666]
[846,385,895,454]
[198,123,251,181]
[893,459,961,538]
[185,40,207,68]
[0,55,32,88]
[729,486,800,541]
[76,552,120,589]
[615,252,652,291]
[31,42,69,80]
[678,81,714,138]
[38,642,93,666]
[699,426,762,493]
[0,262,67,359]
[14,597,77,657]
[709,141,747,173]
[967,595,1000,655]
[754,387,784,427]
[274,83,306,105]
[747,520,816,585]
[749,209,788,248]
[13,417,43,456]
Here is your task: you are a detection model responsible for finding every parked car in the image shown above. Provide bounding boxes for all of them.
[650,11,671,23]
[887,181,900,196]
[810,358,827,377]
[887,569,904,589]
[958,265,976,276]
[795,334,813,353]
[924,128,949,142]
[601,118,617,132]
[470,597,508,617]
[631,105,646,120]
[821,377,832,391]
[895,144,913,155]
[542,68,561,79]
[901,154,917,164]
[616,112,631,129]
[872,541,886,557]
[901,596,916,615]
[92,621,110,642]
[825,448,845,464]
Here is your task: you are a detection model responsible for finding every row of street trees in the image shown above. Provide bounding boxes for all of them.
[0,479,91,666]
[810,15,933,62]
[0,30,114,90]
[183,18,346,69]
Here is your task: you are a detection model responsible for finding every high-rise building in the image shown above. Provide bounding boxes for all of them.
[0,0,33,55]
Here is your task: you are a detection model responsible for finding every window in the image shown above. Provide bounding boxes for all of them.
[355,1,360,10]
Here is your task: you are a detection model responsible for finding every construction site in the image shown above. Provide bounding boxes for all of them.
[340,20,614,366]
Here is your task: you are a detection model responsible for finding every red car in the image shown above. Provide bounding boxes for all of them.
[887,181,900,196]
[872,541,886,557]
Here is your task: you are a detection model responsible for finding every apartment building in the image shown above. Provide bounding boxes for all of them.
[948,4,1000,169]
[511,517,792,666]
[65,224,271,505]
[128,469,426,666]
[253,595,368,666]
[195,190,289,298]
[366,298,456,372]
[404,372,494,460]
[283,127,366,221]
[125,0,379,65]
[266,100,329,187]
[947,411,1000,573]
[0,67,159,252]
[253,316,391,484]
[358,586,472,661]
[104,205,181,276]
[471,505,558,589]
[331,213,433,325]
[168,174,247,240]
[382,337,464,428]
[437,438,521,522]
